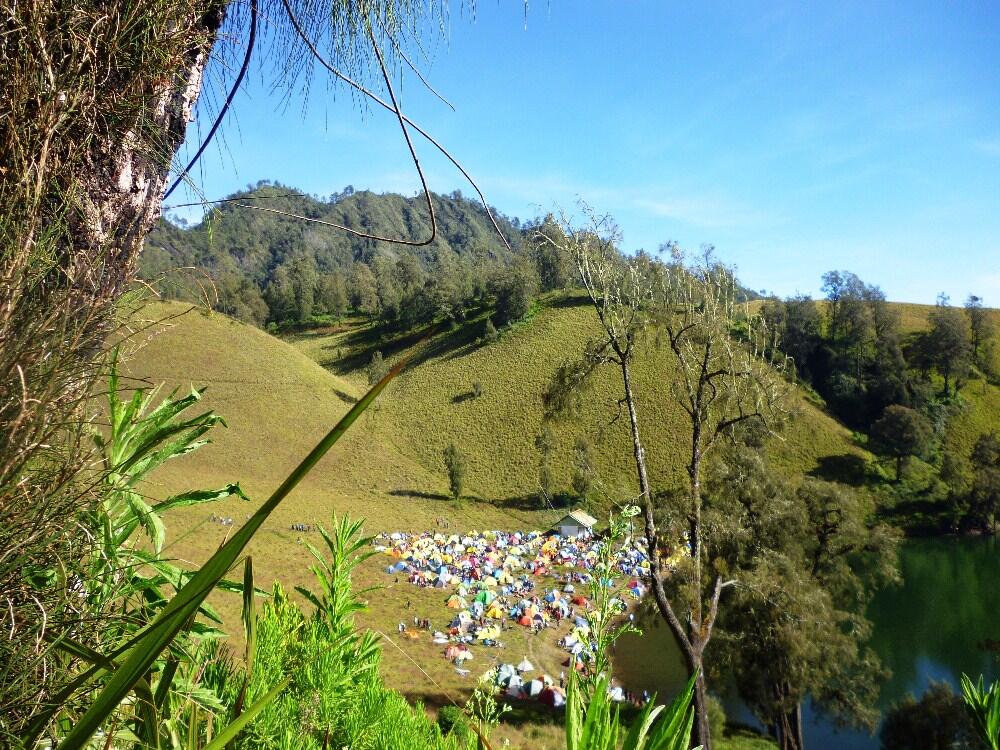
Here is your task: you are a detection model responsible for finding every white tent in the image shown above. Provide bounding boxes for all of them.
[526,679,545,697]
[517,658,534,672]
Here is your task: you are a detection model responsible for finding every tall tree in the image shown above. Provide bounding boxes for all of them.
[707,449,898,750]
[443,442,467,501]
[350,261,379,318]
[316,271,349,318]
[491,255,538,326]
[649,247,790,748]
[965,294,996,372]
[927,295,972,396]
[969,433,1000,533]
[289,254,318,322]
[869,405,933,481]
[532,214,573,291]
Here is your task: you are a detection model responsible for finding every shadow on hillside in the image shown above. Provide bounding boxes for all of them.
[809,453,870,486]
[546,292,592,310]
[499,492,579,513]
[330,386,358,404]
[325,313,489,374]
[389,489,451,502]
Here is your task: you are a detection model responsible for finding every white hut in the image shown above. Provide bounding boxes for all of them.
[552,509,598,539]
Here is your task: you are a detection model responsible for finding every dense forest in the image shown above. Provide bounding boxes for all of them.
[145,184,759,331]
[144,184,538,328]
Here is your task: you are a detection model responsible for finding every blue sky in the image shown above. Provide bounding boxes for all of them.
[168,1,1000,305]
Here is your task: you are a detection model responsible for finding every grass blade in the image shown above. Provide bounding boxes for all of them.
[202,676,290,750]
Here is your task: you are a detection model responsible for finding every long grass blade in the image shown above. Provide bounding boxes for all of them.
[53,350,416,750]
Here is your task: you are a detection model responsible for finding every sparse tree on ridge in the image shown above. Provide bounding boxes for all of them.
[965,294,996,372]
[492,256,538,327]
[927,295,972,396]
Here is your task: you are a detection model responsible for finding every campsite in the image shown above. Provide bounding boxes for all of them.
[374,523,660,708]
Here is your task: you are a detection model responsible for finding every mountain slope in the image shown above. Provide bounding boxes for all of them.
[123,302,554,594]
[289,291,870,505]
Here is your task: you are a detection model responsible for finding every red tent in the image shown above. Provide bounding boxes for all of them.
[538,687,558,706]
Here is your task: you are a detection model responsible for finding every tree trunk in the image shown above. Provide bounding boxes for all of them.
[776,702,804,750]
[687,428,713,749]
[71,4,225,291]
[690,648,712,750]
[0,2,225,732]
[620,357,707,749]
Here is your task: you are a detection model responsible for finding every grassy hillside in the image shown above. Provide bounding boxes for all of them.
[123,301,579,749]
[291,291,870,505]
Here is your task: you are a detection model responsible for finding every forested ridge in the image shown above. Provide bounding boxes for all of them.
[143,183,531,326]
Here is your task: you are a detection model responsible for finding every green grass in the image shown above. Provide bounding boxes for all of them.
[289,291,869,505]
[125,295,992,747]
[944,378,1000,464]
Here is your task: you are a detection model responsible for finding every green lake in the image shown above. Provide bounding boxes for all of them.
[615,537,1000,749]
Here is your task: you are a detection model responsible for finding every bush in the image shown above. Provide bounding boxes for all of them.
[437,705,469,740]
[880,681,981,750]
[707,694,726,743]
[367,350,389,385]
[444,443,467,501]
[483,318,499,343]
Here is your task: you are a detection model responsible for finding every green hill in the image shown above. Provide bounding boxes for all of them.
[288,292,868,504]
[145,185,521,279]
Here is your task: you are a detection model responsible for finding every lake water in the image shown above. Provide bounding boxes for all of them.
[614,537,1000,749]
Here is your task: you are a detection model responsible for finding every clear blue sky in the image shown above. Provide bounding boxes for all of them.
[169,1,1000,305]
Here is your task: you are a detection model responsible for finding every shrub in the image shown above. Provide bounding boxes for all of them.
[707,694,727,743]
[437,705,469,738]
[483,318,499,343]
[881,680,980,750]
[368,350,389,385]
